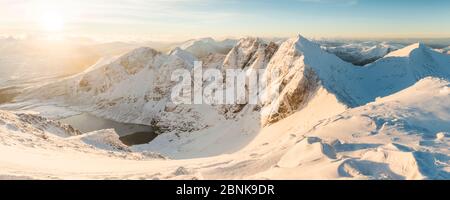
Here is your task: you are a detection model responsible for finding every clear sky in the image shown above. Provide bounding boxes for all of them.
[1,0,449,41]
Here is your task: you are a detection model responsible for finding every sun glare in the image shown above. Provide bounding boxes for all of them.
[40,12,65,32]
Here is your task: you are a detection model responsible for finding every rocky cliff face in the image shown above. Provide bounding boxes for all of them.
[13,35,450,133]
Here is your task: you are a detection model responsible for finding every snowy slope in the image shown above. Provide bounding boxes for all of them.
[0,38,143,90]
[253,77,450,179]
[0,110,133,153]
[174,37,237,58]
[321,41,404,66]
[5,35,450,135]
[276,36,449,105]
[8,46,224,133]
[0,35,449,180]
[7,35,450,131]
[0,77,448,180]
[260,36,449,125]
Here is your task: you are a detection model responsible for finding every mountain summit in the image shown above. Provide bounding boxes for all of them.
[1,35,449,180]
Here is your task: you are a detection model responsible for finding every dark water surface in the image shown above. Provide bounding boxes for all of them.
[60,113,157,146]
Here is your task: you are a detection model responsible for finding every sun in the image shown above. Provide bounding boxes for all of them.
[40,11,65,32]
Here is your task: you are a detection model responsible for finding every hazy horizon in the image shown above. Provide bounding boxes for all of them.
[0,0,450,182]
[1,0,449,42]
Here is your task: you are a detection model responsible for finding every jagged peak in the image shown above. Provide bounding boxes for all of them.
[275,35,324,57]
[236,36,264,45]
[294,35,321,51]
[226,37,267,53]
[295,34,309,43]
[223,37,275,69]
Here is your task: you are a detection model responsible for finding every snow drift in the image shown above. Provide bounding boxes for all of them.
[0,35,449,180]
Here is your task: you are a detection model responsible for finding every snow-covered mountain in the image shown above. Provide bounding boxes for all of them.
[260,36,450,124]
[253,77,450,179]
[0,35,449,180]
[8,35,450,131]
[173,37,237,58]
[223,37,278,70]
[1,77,448,180]
[438,46,450,54]
[321,41,404,66]
[7,35,450,133]
[12,46,224,133]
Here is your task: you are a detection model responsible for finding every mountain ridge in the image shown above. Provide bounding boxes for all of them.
[5,35,450,133]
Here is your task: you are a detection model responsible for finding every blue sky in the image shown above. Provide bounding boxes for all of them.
[0,0,449,41]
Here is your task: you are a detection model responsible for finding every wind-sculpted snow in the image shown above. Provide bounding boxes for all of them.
[1,77,448,179]
[301,78,450,179]
[0,35,449,179]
